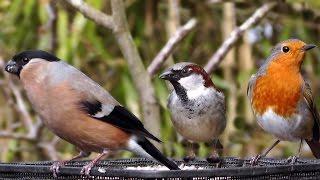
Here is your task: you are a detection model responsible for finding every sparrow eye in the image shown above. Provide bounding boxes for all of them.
[181,68,192,76]
[282,46,290,53]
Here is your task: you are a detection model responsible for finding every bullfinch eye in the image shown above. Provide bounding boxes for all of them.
[282,46,290,53]
[23,57,30,63]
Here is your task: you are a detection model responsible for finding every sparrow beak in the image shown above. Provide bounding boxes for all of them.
[159,71,173,80]
[160,70,180,81]
[302,44,316,51]
[5,60,19,74]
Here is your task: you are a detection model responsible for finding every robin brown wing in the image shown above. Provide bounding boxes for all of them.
[302,82,320,141]
[303,82,320,158]
[247,73,262,104]
[247,74,256,102]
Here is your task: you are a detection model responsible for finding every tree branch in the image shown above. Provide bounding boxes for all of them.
[8,81,34,131]
[0,131,36,142]
[204,2,276,74]
[111,0,161,139]
[37,136,60,160]
[46,0,58,53]
[63,0,162,139]
[147,18,197,76]
[64,0,114,30]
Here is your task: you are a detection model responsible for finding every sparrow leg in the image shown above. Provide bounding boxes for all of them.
[182,140,198,163]
[50,151,90,178]
[250,140,280,166]
[287,139,303,164]
[207,139,223,166]
[80,149,109,176]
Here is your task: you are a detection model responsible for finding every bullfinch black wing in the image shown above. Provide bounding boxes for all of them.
[79,99,161,143]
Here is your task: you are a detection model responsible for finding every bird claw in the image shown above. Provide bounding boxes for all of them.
[183,155,195,163]
[250,154,261,166]
[80,163,94,176]
[207,155,222,167]
[207,154,221,163]
[286,155,298,164]
[50,161,64,178]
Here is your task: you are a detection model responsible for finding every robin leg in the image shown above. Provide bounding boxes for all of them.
[182,140,199,163]
[50,151,90,178]
[250,140,280,166]
[206,139,223,167]
[80,149,109,176]
[286,139,303,164]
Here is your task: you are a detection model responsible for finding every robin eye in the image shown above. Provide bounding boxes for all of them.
[282,46,290,53]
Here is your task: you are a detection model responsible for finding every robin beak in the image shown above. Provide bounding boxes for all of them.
[159,70,179,81]
[302,44,316,51]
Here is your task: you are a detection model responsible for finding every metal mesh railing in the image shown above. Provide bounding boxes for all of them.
[1,157,320,179]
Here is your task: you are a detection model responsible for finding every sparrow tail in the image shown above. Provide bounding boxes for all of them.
[305,139,320,158]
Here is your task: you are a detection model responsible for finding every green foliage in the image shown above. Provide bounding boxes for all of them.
[0,0,319,162]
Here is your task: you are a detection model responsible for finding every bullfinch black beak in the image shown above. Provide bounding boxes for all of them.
[302,44,316,51]
[5,60,19,74]
[159,70,179,81]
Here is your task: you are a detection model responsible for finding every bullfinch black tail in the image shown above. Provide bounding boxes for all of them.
[129,137,180,170]
[138,138,180,170]
[305,139,320,158]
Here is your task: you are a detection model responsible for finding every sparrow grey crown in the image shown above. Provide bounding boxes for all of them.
[159,62,197,82]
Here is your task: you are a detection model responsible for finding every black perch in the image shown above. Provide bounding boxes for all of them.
[1,157,320,179]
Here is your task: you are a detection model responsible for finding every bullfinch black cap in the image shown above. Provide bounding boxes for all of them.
[5,50,60,77]
[12,50,60,62]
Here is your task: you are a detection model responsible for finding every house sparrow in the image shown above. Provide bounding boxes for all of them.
[5,50,180,176]
[160,62,226,163]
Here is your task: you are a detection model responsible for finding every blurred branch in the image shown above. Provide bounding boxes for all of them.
[207,0,246,4]
[162,0,180,70]
[0,79,40,141]
[63,0,162,139]
[144,1,154,37]
[46,0,58,53]
[63,0,114,30]
[276,2,320,30]
[37,136,60,160]
[7,81,34,132]
[167,0,180,36]
[147,18,197,76]
[110,0,161,139]
[5,76,43,139]
[279,2,320,18]
[204,2,276,74]
[0,131,36,141]
[220,2,237,151]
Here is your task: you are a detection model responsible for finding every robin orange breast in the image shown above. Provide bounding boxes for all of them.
[247,39,319,165]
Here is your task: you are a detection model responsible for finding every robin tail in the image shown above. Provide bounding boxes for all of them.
[305,139,320,158]
[128,137,180,170]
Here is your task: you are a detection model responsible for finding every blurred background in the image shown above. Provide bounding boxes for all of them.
[0,0,319,162]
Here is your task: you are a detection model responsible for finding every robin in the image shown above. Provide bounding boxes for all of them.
[247,39,319,165]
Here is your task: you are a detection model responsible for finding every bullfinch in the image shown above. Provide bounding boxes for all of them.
[4,50,180,176]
